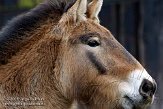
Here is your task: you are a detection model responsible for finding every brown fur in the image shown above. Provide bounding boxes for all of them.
[0,0,143,109]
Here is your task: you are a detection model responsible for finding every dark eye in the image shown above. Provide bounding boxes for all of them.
[87,39,100,47]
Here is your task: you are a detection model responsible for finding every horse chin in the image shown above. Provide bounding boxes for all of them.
[120,96,152,109]
[121,96,138,109]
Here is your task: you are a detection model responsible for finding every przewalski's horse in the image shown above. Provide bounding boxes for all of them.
[0,0,156,109]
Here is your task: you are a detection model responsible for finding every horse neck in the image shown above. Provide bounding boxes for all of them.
[0,6,74,109]
[0,24,72,109]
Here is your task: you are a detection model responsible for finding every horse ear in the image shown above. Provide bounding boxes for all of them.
[87,0,103,23]
[59,0,87,23]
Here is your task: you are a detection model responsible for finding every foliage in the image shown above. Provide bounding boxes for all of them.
[18,0,42,8]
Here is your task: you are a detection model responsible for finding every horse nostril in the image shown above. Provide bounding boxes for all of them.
[139,79,157,99]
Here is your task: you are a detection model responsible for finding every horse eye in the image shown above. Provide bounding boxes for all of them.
[87,39,100,47]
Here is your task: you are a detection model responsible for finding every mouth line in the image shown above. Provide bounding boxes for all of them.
[125,96,134,103]
[124,96,137,109]
[124,95,153,109]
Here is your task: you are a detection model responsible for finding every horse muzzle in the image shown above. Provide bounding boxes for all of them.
[119,69,157,109]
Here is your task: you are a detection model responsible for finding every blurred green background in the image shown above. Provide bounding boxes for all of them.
[0,0,42,9]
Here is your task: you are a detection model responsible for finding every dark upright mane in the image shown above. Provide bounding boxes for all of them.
[0,0,76,65]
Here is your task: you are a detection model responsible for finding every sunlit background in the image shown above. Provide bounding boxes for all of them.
[0,0,163,108]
